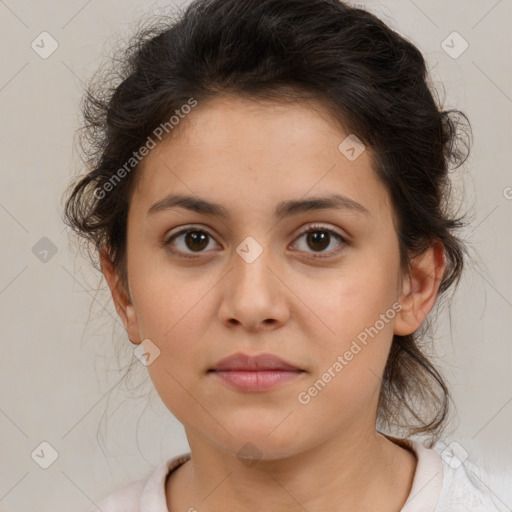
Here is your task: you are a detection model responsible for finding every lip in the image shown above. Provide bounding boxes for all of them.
[208,352,305,392]
[210,352,302,371]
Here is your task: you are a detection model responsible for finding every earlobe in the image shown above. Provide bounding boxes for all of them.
[99,245,142,345]
[125,303,142,345]
[393,242,446,336]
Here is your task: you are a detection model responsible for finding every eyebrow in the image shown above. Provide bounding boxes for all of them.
[147,192,370,220]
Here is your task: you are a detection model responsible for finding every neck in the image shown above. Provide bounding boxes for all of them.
[166,428,417,512]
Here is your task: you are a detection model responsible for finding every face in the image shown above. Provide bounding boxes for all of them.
[103,94,436,460]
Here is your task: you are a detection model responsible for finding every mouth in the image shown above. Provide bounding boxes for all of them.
[208,352,306,392]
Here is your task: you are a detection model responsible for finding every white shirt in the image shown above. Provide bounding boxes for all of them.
[92,438,507,511]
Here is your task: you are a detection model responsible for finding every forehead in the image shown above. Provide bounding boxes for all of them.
[130,94,390,218]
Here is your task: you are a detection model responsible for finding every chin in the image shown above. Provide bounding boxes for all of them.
[216,425,308,462]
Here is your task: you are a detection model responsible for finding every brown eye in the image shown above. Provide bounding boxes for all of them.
[183,230,209,251]
[165,224,346,259]
[165,227,220,257]
[306,231,330,252]
[292,225,346,257]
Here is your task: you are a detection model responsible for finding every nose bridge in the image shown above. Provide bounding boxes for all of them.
[232,234,276,292]
[218,233,288,328]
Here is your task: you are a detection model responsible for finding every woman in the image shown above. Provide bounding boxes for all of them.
[63,0,504,510]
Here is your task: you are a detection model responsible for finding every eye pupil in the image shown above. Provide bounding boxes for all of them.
[186,230,209,251]
[307,231,330,252]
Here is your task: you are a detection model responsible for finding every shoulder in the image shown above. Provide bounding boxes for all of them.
[435,449,510,512]
[89,453,191,512]
[92,479,146,512]
[392,435,509,512]
[411,439,509,512]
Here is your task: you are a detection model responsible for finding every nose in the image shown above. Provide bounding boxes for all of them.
[217,239,290,332]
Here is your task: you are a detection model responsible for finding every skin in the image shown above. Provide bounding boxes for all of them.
[101,94,446,512]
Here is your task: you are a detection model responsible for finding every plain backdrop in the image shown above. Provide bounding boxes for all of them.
[0,0,511,510]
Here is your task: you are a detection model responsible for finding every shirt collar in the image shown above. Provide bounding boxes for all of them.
[140,453,191,512]
[394,437,444,512]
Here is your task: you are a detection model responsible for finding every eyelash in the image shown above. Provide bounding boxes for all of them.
[163,223,348,259]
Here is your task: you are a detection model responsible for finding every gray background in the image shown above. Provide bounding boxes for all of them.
[0,0,511,510]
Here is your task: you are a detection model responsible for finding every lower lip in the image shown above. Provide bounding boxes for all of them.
[210,370,304,392]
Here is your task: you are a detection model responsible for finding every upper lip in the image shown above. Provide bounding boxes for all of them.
[209,352,303,371]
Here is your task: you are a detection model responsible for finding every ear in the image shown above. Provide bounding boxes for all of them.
[99,245,142,345]
[394,241,446,336]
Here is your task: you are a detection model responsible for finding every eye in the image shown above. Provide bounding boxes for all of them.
[164,224,347,259]
[291,224,347,258]
[164,226,220,258]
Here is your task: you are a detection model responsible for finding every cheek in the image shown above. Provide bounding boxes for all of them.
[129,248,214,337]
[294,250,399,406]
[135,281,211,425]
[295,283,397,429]
[297,251,400,341]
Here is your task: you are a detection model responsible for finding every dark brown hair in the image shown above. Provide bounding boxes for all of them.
[62,0,472,446]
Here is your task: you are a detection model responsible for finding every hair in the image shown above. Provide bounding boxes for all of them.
[62,0,472,446]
